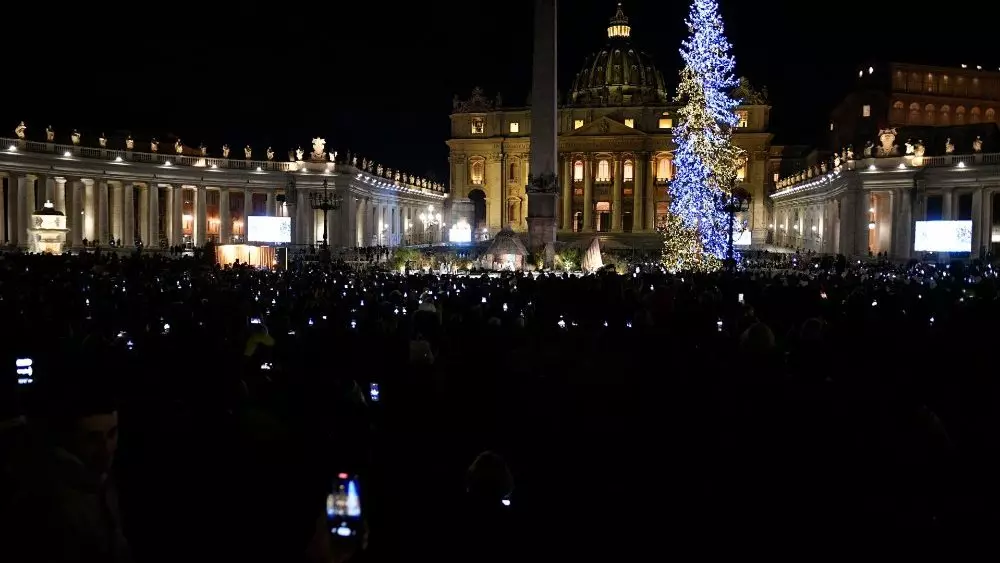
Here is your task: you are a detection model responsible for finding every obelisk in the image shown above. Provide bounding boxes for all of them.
[526,0,559,266]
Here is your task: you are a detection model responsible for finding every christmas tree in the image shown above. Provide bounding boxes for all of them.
[663,0,744,272]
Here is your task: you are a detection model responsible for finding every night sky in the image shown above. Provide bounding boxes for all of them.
[7,2,994,181]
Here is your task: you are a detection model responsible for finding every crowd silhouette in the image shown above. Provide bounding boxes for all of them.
[1,248,999,560]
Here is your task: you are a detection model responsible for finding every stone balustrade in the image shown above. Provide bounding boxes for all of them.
[773,151,1000,198]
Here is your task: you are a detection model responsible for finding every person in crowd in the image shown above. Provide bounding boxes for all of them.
[4,375,129,563]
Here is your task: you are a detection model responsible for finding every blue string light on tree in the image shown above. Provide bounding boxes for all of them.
[664,0,744,272]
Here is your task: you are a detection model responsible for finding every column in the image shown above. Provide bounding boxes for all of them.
[4,174,15,244]
[266,191,275,216]
[612,155,623,232]
[5,175,16,244]
[971,188,984,257]
[487,155,503,229]
[942,189,953,220]
[582,156,593,232]
[18,176,33,247]
[54,177,67,214]
[138,185,149,246]
[111,183,123,243]
[295,190,306,245]
[82,179,95,241]
[70,180,83,248]
[560,156,571,230]
[0,176,6,245]
[645,158,656,231]
[633,153,645,232]
[243,188,252,219]
[220,188,231,243]
[170,186,183,246]
[982,189,993,253]
[195,186,207,246]
[123,183,134,247]
[148,183,160,247]
[97,180,109,244]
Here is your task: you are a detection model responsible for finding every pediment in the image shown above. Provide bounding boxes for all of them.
[564,116,646,137]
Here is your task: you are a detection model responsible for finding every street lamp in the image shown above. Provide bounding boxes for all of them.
[418,205,442,244]
[309,178,343,249]
[722,186,751,270]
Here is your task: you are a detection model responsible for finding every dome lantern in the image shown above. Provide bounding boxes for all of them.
[567,2,668,107]
[607,3,630,39]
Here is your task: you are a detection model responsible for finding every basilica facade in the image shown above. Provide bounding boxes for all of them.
[446,4,773,245]
[0,128,446,250]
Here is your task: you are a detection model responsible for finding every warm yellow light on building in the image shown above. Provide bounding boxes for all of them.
[574,119,584,130]
[624,118,635,128]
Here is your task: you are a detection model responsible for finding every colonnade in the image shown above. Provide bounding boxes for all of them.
[0,172,279,248]
[558,151,662,233]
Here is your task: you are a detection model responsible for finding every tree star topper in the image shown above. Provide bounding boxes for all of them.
[311,137,326,159]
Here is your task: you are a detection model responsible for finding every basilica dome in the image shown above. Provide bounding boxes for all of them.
[568,4,669,107]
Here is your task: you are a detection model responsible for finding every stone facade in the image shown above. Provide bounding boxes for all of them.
[446,4,773,245]
[771,146,1000,259]
[0,135,446,249]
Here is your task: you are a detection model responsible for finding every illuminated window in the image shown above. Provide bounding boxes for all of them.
[987,108,996,121]
[573,160,584,181]
[470,160,484,185]
[471,117,485,135]
[862,105,871,117]
[658,113,673,129]
[655,158,671,181]
[735,110,749,128]
[624,118,635,128]
[509,122,519,133]
[773,172,779,183]
[624,160,634,181]
[829,122,835,131]
[596,160,611,182]
[574,119,585,130]
[736,160,747,181]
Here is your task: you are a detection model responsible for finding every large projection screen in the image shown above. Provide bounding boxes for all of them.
[247,216,292,244]
[913,220,972,252]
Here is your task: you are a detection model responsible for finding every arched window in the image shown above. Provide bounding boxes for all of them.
[596,159,611,182]
[573,160,584,182]
[469,159,484,185]
[623,160,634,181]
[656,157,672,181]
[971,107,982,124]
[924,104,936,125]
[508,160,519,182]
[987,108,997,122]
[940,105,951,125]
[891,101,905,123]
[736,156,748,181]
[956,106,966,124]
[908,103,921,124]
